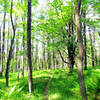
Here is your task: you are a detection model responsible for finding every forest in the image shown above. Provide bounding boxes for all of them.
[0,0,100,100]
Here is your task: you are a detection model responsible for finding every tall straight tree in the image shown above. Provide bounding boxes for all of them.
[89,27,94,67]
[5,0,16,87]
[27,0,33,93]
[72,0,87,100]
[22,17,25,77]
[2,11,6,74]
[93,28,98,65]
[83,10,87,70]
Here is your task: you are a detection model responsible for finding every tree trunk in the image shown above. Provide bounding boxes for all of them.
[17,59,20,81]
[7,22,10,54]
[89,28,94,67]
[93,28,98,66]
[74,0,87,99]
[22,18,25,77]
[22,36,25,77]
[47,38,51,69]
[42,42,46,70]
[67,22,75,73]
[83,11,87,70]
[35,39,38,70]
[2,11,6,74]
[53,39,55,69]
[27,0,33,93]
[5,0,16,87]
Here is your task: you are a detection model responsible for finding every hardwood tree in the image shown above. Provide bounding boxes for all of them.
[27,0,33,93]
[5,0,16,87]
[72,0,87,99]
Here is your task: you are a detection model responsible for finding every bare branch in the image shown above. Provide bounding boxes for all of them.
[58,50,69,64]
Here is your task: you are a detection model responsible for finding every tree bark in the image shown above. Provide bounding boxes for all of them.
[53,39,56,69]
[75,12,87,100]
[17,59,20,81]
[67,22,75,73]
[27,0,33,93]
[2,11,6,74]
[83,11,87,70]
[22,17,25,77]
[93,28,98,66]
[73,0,87,99]
[7,22,10,56]
[5,0,16,87]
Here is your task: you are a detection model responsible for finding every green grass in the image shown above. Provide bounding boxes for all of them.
[0,70,50,100]
[0,67,100,100]
[48,67,100,100]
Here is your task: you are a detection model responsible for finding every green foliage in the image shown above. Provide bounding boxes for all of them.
[32,0,38,7]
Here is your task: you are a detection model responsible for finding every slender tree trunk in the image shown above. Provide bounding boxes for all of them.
[17,59,20,81]
[7,22,10,56]
[62,57,64,68]
[2,11,6,74]
[83,11,87,70]
[41,59,43,70]
[89,28,94,67]
[47,38,51,69]
[15,54,18,72]
[27,0,33,93]
[93,28,98,66]
[22,18,25,77]
[47,50,51,69]
[22,35,25,77]
[21,0,26,77]
[76,12,87,100]
[15,34,18,72]
[95,48,98,66]
[68,22,75,73]
[42,42,45,70]
[35,40,38,70]
[74,0,87,99]
[53,39,55,69]
[5,0,16,87]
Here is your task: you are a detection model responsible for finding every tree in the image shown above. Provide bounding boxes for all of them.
[5,0,16,87]
[72,0,87,99]
[2,11,6,74]
[27,0,33,93]
[83,10,87,70]
[89,27,94,67]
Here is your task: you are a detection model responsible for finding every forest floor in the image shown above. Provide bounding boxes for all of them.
[0,67,100,100]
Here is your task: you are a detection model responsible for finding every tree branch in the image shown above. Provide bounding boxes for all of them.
[58,50,69,64]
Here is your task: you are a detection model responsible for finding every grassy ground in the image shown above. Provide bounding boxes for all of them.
[0,67,100,100]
